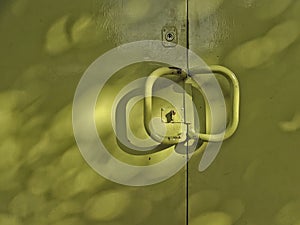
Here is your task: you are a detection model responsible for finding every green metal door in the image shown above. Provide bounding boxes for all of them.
[187,1,300,225]
[0,0,189,225]
[0,0,300,225]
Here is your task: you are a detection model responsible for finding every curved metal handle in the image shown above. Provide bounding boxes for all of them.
[144,67,187,144]
[144,65,240,143]
[191,65,240,142]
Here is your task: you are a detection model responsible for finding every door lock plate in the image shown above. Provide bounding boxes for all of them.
[162,26,177,47]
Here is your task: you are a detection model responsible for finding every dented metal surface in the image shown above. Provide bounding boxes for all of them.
[0,0,299,225]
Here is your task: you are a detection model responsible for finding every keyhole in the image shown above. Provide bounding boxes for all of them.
[165,32,175,42]
[165,110,176,123]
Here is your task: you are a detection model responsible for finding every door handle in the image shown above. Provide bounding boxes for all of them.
[144,67,187,145]
[144,65,240,144]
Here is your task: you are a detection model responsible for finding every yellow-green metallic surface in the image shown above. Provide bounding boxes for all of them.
[0,0,300,225]
[0,0,188,225]
[188,1,300,225]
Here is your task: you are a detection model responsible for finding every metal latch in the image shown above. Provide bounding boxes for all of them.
[144,66,240,144]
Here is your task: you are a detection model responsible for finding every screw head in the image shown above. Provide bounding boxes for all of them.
[165,31,175,42]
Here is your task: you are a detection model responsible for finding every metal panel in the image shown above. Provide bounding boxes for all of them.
[1,0,300,224]
[188,1,300,225]
[0,0,188,225]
